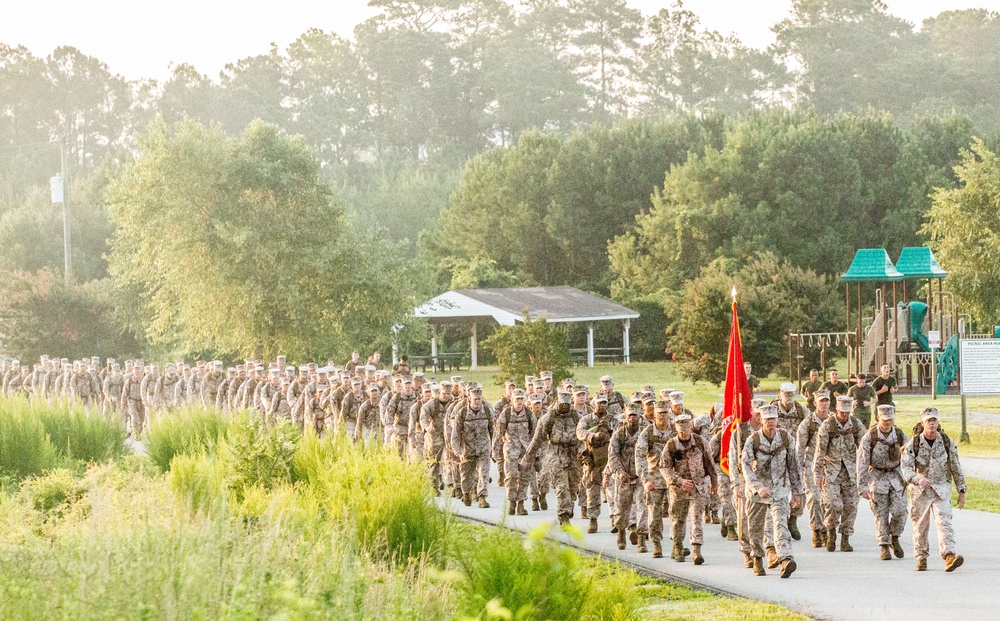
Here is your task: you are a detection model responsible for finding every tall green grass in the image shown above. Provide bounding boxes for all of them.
[144,407,229,472]
[0,397,58,480]
[35,404,127,463]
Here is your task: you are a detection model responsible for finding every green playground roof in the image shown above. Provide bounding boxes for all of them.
[841,249,904,282]
[895,247,947,279]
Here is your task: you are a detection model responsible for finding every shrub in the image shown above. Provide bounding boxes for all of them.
[483,313,572,386]
[22,468,88,515]
[223,414,299,503]
[144,407,228,472]
[35,404,127,463]
[0,398,58,479]
[454,524,591,621]
[167,451,226,514]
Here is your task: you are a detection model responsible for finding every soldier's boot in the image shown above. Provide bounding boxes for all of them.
[766,547,780,569]
[517,501,527,516]
[617,529,627,550]
[478,496,490,509]
[742,551,753,569]
[916,558,927,571]
[588,518,598,534]
[539,495,548,510]
[720,524,728,538]
[462,491,472,507]
[454,488,463,500]
[509,500,517,515]
[652,541,663,559]
[752,557,766,576]
[891,536,905,559]
[692,544,704,566]
[498,478,504,488]
[787,516,801,541]
[840,533,853,552]
[710,510,720,525]
[944,552,964,572]
[780,558,797,579]
[531,497,540,512]
[672,544,685,562]
[826,529,837,552]
[811,530,823,548]
[558,514,570,526]
[629,528,638,545]
[880,545,892,561]
[727,527,738,541]
[610,524,618,534]
[637,534,648,554]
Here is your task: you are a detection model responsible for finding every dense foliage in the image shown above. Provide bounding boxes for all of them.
[482,316,572,386]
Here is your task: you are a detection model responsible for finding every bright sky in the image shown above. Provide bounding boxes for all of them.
[2,0,999,82]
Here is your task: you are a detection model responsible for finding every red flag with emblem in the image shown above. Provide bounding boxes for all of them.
[719,287,753,476]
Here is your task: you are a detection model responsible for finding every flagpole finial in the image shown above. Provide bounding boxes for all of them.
[731,285,737,303]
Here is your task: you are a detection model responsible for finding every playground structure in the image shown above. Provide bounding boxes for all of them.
[789,246,989,394]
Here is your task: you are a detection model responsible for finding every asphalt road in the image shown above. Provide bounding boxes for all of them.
[438,461,1000,621]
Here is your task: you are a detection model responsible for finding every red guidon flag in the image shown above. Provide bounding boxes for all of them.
[719,286,754,476]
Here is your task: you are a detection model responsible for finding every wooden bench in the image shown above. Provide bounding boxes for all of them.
[408,353,469,373]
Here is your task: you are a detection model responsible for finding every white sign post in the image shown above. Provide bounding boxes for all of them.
[958,339,1000,443]
[928,330,941,350]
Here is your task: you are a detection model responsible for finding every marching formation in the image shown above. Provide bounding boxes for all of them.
[1,354,967,577]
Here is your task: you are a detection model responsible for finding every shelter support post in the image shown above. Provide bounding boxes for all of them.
[622,319,631,366]
[430,326,438,373]
[587,322,595,368]
[470,322,478,371]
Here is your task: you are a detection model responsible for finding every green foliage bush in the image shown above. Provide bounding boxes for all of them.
[483,314,572,386]
[35,405,126,463]
[22,468,89,515]
[144,407,228,472]
[223,414,299,503]
[167,451,226,514]
[0,398,58,479]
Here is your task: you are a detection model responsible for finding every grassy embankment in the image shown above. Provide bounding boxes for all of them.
[0,397,806,620]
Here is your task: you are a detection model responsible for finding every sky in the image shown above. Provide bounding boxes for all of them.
[2,0,999,82]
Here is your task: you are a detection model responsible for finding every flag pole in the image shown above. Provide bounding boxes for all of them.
[731,285,745,547]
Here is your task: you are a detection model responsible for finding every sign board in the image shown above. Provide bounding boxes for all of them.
[928,330,941,349]
[50,175,64,204]
[960,339,1000,396]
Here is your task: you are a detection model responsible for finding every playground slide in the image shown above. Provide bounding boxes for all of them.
[909,301,929,352]
[935,334,959,395]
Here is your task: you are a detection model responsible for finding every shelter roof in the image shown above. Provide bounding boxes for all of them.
[413,286,639,326]
[841,249,904,282]
[896,247,947,279]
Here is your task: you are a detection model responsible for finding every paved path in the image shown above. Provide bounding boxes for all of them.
[961,457,1000,484]
[439,462,999,621]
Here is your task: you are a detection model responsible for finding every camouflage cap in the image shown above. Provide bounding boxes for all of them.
[877,404,895,420]
[629,391,643,404]
[674,413,693,424]
[921,407,939,421]
[668,390,684,405]
[759,405,779,419]
[540,371,553,379]
[557,391,572,404]
[815,390,831,401]
[368,385,381,394]
[599,375,613,384]
[654,400,670,413]
[779,382,796,394]
[836,395,853,412]
[529,393,544,404]
[594,393,609,404]
[641,391,656,404]
[512,388,527,399]
[751,398,769,411]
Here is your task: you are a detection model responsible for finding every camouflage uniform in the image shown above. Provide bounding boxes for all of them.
[103,372,124,418]
[523,397,581,523]
[387,389,417,459]
[121,375,146,435]
[858,423,909,550]
[70,370,96,410]
[636,422,673,548]
[901,425,966,567]
[576,407,614,524]
[813,413,865,543]
[452,396,492,504]
[156,371,182,412]
[796,410,828,541]
[609,415,646,540]
[420,393,450,488]
[357,393,382,445]
[660,428,717,559]
[741,426,804,567]
[202,370,225,409]
[493,400,536,511]
[339,388,364,439]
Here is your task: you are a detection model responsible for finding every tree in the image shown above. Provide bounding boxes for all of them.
[667,252,840,384]
[482,314,571,385]
[923,139,1000,328]
[105,118,413,361]
[568,0,641,118]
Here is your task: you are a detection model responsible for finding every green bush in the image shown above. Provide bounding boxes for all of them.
[454,524,591,621]
[224,414,299,503]
[167,451,226,514]
[35,405,127,463]
[144,407,228,472]
[0,397,58,479]
[22,468,88,515]
[293,433,446,562]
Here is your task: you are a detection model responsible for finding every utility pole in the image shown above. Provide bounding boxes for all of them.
[59,142,72,283]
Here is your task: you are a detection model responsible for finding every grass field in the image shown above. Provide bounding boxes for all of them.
[956,478,1000,514]
[0,399,806,621]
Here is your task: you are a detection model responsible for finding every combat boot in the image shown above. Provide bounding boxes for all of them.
[558,514,570,526]
[916,558,927,571]
[539,494,548,510]
[811,530,823,548]
[653,541,663,558]
[880,545,892,561]
[517,501,527,516]
[787,516,801,541]
[710,510,720,525]
[840,533,853,552]
[478,496,490,509]
[692,544,704,565]
[780,558,797,579]
[766,546,779,569]
[944,552,964,572]
[891,536,904,558]
[509,500,517,515]
[531,497,540,512]
[629,528,638,545]
[453,488,463,500]
[617,529,627,550]
[498,479,504,488]
[588,518,598,534]
[826,529,837,552]
[672,544,685,562]
[720,524,728,538]
[753,557,766,576]
[742,551,753,568]
[462,491,472,507]
[610,524,618,534]
[727,528,738,541]
[637,535,648,553]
